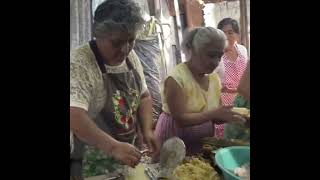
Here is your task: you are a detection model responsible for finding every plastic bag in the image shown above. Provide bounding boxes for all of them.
[134,38,162,122]
[234,162,250,180]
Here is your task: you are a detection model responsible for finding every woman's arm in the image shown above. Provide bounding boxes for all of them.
[166,77,245,127]
[237,62,250,102]
[70,107,117,151]
[138,91,160,154]
[70,107,141,167]
[139,91,154,134]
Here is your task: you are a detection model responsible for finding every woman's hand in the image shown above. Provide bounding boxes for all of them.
[221,86,237,93]
[210,106,246,124]
[109,141,142,168]
[143,130,160,157]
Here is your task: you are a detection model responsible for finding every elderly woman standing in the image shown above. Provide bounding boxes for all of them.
[70,0,159,178]
[154,27,245,155]
[214,18,249,138]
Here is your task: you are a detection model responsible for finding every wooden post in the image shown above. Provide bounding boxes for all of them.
[184,0,204,28]
[147,0,156,16]
[173,0,185,63]
[239,0,249,49]
[90,0,93,39]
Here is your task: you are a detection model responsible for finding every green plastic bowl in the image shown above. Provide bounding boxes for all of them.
[215,146,250,180]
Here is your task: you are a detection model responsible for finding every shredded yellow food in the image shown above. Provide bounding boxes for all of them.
[172,158,220,180]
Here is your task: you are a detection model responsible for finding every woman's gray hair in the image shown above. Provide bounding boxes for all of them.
[93,0,145,38]
[181,27,227,58]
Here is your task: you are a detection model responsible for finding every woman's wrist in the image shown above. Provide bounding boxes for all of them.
[96,133,119,156]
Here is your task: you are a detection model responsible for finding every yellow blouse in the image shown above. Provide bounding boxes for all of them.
[162,63,221,114]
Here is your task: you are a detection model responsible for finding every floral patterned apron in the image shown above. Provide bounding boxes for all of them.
[70,40,142,179]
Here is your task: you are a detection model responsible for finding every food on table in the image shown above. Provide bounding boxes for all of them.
[172,157,220,180]
[125,164,149,180]
[232,107,250,118]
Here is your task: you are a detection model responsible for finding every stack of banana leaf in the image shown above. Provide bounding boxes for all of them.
[201,137,249,151]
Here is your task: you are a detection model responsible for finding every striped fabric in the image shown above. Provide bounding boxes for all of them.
[155,112,214,155]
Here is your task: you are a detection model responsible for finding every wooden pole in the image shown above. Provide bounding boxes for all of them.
[240,0,248,49]
[173,0,185,62]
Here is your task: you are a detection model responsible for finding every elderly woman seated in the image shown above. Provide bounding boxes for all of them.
[155,27,245,156]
